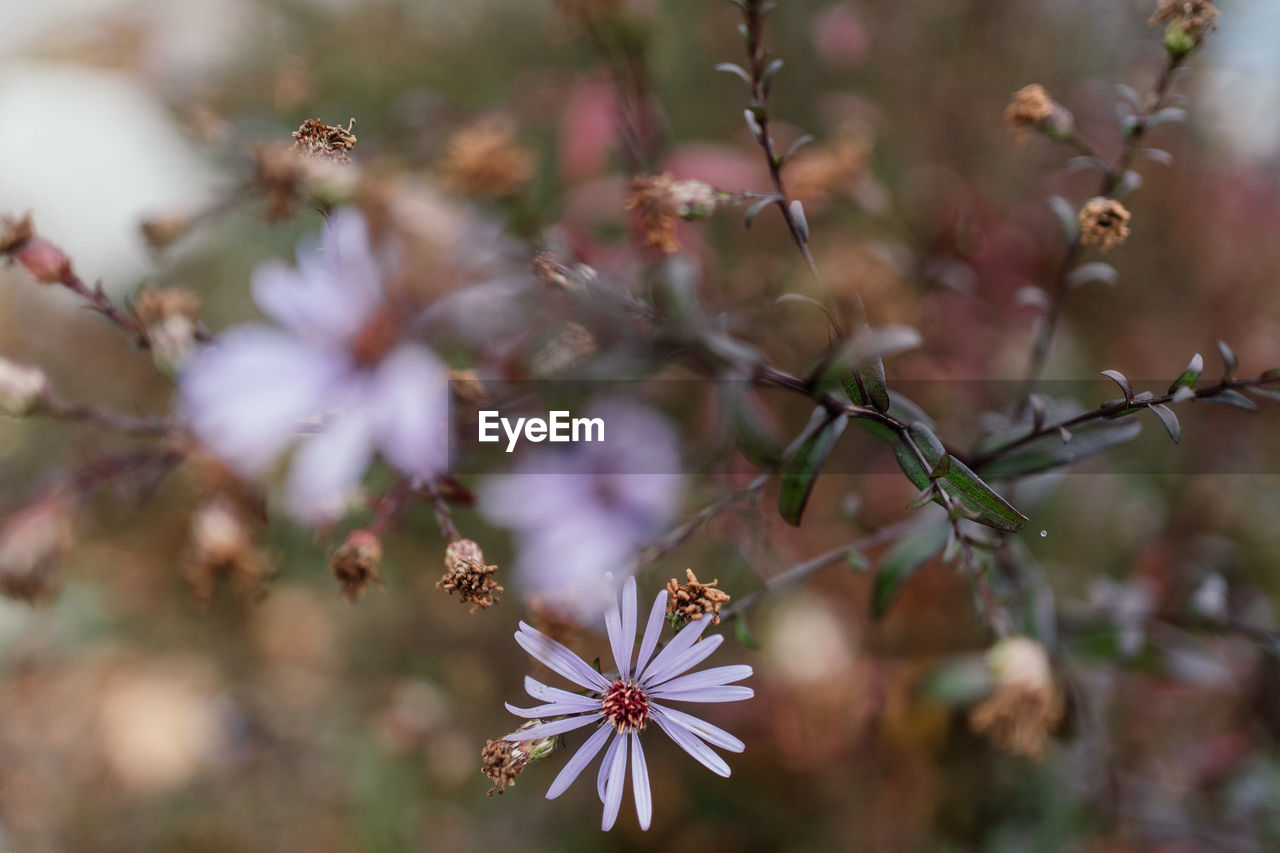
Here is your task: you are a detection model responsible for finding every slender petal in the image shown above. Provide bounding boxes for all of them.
[605,590,630,681]
[638,615,714,686]
[649,685,755,703]
[650,709,731,777]
[370,344,448,480]
[516,623,612,691]
[523,676,600,707]
[630,733,652,831]
[646,665,753,697]
[504,714,600,742]
[505,701,599,719]
[545,724,612,801]
[650,703,745,752]
[641,635,724,690]
[621,576,637,674]
[597,729,624,803]
[601,730,629,831]
[633,590,668,679]
[284,402,375,525]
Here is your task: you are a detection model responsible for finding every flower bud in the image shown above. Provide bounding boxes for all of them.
[15,237,70,284]
[0,358,49,417]
[330,529,384,602]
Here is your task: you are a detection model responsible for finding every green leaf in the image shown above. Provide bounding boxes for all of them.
[1246,386,1280,403]
[1203,389,1257,411]
[1048,195,1079,242]
[891,423,1027,533]
[975,418,1142,480]
[1066,262,1119,289]
[1146,106,1188,128]
[719,382,782,467]
[817,324,920,392]
[1167,353,1203,393]
[1217,340,1238,382]
[733,612,760,650]
[778,409,849,526]
[871,524,950,619]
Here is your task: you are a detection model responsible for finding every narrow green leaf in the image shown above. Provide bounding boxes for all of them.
[871,525,950,619]
[733,612,760,650]
[1246,386,1280,403]
[1147,106,1188,128]
[1101,369,1133,402]
[1218,340,1238,382]
[1167,352,1203,393]
[1203,389,1258,411]
[778,409,849,526]
[976,418,1142,480]
[1048,195,1079,242]
[714,62,752,86]
[1066,262,1119,289]
[744,197,776,228]
[892,423,1028,533]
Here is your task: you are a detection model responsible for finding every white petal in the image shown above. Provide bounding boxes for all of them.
[180,327,347,475]
[633,590,668,680]
[636,614,714,687]
[505,700,600,719]
[503,714,600,742]
[600,730,629,831]
[523,676,599,708]
[545,724,612,801]
[642,635,724,689]
[650,703,744,752]
[646,665,753,698]
[649,685,755,703]
[370,344,449,480]
[515,623,611,692]
[284,405,375,526]
[651,708,730,777]
[630,733,652,831]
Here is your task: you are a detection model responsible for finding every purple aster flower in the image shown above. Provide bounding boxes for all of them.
[505,575,752,831]
[179,208,449,525]
[479,399,682,614]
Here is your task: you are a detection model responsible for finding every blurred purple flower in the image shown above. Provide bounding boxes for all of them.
[479,399,682,614]
[505,575,752,831]
[180,208,448,525]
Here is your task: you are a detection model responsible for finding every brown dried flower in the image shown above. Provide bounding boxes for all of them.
[133,286,202,372]
[625,173,720,253]
[0,213,33,255]
[666,568,731,628]
[439,119,535,199]
[968,636,1063,760]
[1005,84,1074,145]
[481,720,557,796]
[0,491,73,603]
[292,117,358,163]
[139,211,196,252]
[437,539,503,612]
[185,497,266,602]
[1078,197,1132,252]
[1151,0,1219,50]
[330,529,385,603]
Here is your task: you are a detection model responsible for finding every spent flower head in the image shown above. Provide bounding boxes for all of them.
[1078,197,1132,252]
[625,173,721,253]
[504,575,752,831]
[666,568,731,628]
[1151,1,1219,55]
[437,539,504,612]
[1004,84,1075,145]
[968,636,1063,760]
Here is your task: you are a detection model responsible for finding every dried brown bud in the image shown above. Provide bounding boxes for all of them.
[1078,197,1132,252]
[1005,84,1075,145]
[968,636,1063,760]
[437,539,503,612]
[292,118,358,163]
[625,173,720,253]
[134,286,202,373]
[186,497,265,602]
[140,211,196,252]
[330,529,384,602]
[481,720,557,796]
[0,213,33,255]
[439,118,535,199]
[666,568,731,628]
[0,492,73,603]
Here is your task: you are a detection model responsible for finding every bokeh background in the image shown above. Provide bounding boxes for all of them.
[2,0,1280,850]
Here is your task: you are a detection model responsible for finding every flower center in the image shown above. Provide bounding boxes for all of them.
[601,679,650,733]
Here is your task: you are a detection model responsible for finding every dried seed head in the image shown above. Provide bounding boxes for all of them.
[139,211,196,252]
[0,213,33,255]
[134,286,202,373]
[0,358,50,417]
[666,568,731,628]
[1078,197,1132,252]
[1004,84,1074,145]
[482,720,557,796]
[292,118,358,163]
[1151,1,1219,54]
[186,497,265,602]
[439,118,535,199]
[625,173,721,253]
[437,540,503,612]
[0,491,73,603]
[968,636,1063,760]
[330,529,384,603]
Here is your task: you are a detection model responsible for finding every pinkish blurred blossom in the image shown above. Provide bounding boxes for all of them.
[180,209,449,525]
